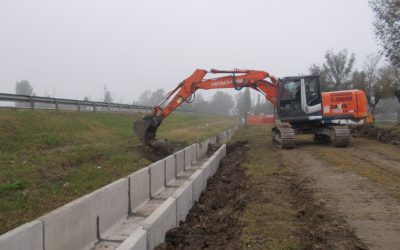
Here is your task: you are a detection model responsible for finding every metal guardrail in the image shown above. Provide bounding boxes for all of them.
[0,93,190,113]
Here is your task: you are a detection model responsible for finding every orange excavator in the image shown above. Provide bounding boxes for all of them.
[134,69,368,149]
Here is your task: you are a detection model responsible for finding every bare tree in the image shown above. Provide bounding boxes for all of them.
[15,80,34,96]
[15,80,34,108]
[236,88,251,117]
[138,90,152,106]
[150,89,166,106]
[309,64,330,91]
[210,91,234,116]
[103,85,113,103]
[363,54,382,121]
[370,0,400,67]
[323,49,356,90]
[372,64,396,124]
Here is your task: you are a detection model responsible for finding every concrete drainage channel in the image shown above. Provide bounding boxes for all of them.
[0,124,241,250]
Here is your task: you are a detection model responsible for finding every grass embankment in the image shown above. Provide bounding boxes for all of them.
[0,110,236,234]
[231,126,300,249]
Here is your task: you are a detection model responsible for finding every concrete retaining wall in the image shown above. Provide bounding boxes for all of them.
[116,228,147,250]
[175,149,185,177]
[41,192,98,250]
[190,144,197,164]
[0,220,43,250]
[173,180,193,225]
[190,169,204,202]
[184,146,193,170]
[129,167,150,211]
[0,124,242,250]
[165,155,176,185]
[143,197,177,250]
[149,160,166,197]
[97,178,130,236]
[196,139,209,160]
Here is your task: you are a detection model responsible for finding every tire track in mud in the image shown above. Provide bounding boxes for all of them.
[281,145,400,250]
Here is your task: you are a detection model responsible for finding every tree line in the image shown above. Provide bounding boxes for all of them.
[135,87,274,117]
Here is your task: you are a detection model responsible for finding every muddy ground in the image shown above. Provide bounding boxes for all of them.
[157,141,249,250]
[350,124,400,145]
[157,127,400,249]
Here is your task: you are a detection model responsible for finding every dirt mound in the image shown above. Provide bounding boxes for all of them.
[156,141,249,250]
[350,124,400,145]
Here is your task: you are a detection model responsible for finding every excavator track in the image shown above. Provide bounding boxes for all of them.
[315,125,351,147]
[272,126,295,149]
[330,125,351,147]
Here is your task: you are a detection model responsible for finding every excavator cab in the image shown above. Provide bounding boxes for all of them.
[277,75,322,123]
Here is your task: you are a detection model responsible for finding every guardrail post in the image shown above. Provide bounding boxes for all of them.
[77,101,81,112]
[55,99,59,111]
[118,104,121,112]
[93,103,96,112]
[30,96,34,110]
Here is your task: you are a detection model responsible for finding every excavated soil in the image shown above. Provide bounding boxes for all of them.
[156,141,249,250]
[140,140,187,162]
[350,124,400,145]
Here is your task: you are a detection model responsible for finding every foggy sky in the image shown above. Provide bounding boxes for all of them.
[0,0,379,103]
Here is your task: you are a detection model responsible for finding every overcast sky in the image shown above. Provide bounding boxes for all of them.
[0,0,380,103]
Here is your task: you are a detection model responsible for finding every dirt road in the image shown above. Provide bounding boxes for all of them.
[281,136,400,250]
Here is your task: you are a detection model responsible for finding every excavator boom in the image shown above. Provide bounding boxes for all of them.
[134,68,279,145]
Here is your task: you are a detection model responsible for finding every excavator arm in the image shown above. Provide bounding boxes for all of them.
[134,68,279,145]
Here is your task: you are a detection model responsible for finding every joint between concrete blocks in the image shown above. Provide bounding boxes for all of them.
[42,221,45,250]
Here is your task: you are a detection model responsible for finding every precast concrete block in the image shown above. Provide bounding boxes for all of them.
[175,149,184,177]
[116,227,147,250]
[41,192,97,250]
[190,169,204,202]
[150,159,166,197]
[198,139,210,159]
[184,146,192,170]
[209,154,219,176]
[143,197,177,250]
[129,167,150,211]
[200,159,212,188]
[196,142,205,161]
[220,144,227,159]
[165,155,176,185]
[191,144,197,164]
[172,180,193,225]
[0,220,43,250]
[97,178,129,236]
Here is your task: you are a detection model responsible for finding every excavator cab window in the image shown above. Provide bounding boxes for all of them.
[305,78,320,106]
[279,80,302,116]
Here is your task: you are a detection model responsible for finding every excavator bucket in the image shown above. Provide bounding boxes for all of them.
[133,115,161,145]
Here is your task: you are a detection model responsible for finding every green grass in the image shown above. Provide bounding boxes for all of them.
[0,110,236,234]
[231,126,300,250]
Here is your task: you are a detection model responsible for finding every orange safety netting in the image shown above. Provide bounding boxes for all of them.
[246,114,275,125]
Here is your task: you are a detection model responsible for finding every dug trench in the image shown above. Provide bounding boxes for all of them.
[157,127,366,249]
